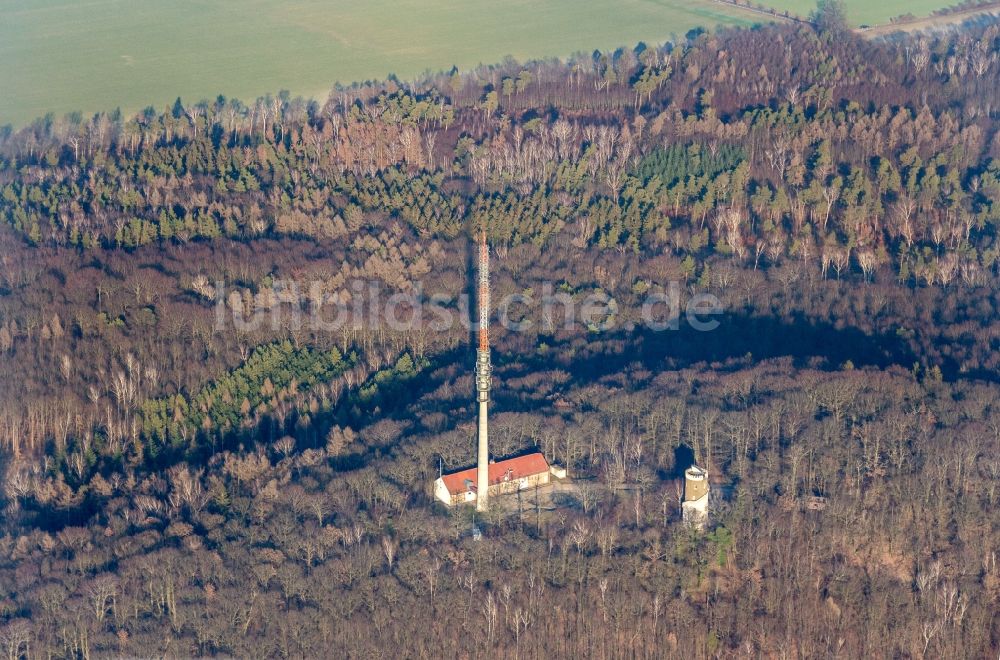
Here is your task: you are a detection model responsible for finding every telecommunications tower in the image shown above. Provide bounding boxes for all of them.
[475,229,492,511]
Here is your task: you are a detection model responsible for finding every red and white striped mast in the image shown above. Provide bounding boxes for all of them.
[474,228,492,511]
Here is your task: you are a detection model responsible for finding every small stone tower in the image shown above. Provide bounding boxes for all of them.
[682,465,710,530]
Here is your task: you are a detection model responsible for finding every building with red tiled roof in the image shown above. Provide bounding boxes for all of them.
[434,452,562,506]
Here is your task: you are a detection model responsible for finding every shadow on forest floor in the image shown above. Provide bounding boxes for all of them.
[237,309,929,471]
[21,309,938,532]
[492,310,926,402]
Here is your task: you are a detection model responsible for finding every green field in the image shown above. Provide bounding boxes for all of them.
[2,0,765,126]
[1,0,959,127]
[758,0,958,25]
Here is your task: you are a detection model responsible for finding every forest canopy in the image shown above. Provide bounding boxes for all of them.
[0,15,998,658]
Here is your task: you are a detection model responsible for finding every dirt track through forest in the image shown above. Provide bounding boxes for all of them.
[858,4,1000,36]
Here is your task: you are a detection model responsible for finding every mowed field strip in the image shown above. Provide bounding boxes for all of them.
[1,0,957,126]
[755,0,963,25]
[2,0,761,126]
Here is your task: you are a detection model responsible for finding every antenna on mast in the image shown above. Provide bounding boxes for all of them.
[474,225,492,512]
[477,227,490,352]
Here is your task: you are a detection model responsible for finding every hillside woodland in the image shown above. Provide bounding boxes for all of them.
[0,12,998,658]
